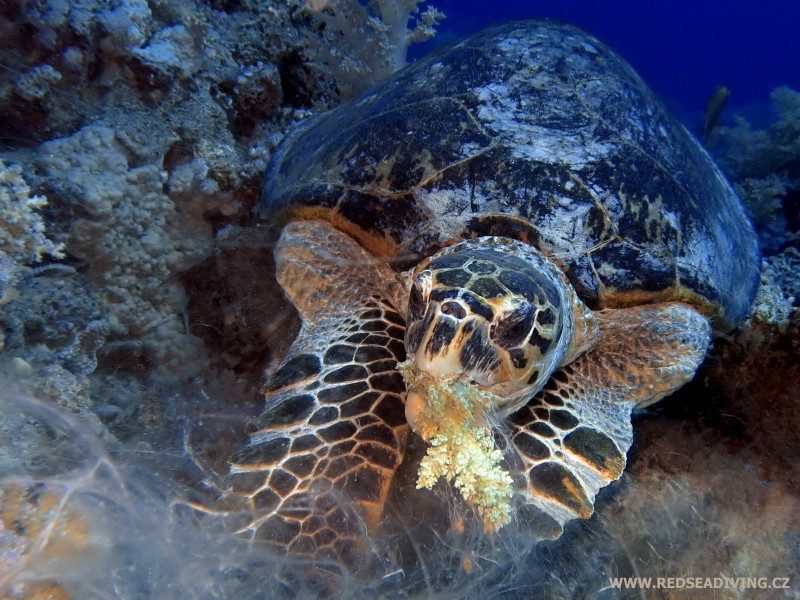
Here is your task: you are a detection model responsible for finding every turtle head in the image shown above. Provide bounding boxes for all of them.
[404,238,597,415]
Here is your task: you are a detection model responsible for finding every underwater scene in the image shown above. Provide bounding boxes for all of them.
[1,1,798,598]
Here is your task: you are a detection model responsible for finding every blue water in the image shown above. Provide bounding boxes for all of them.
[411,0,800,122]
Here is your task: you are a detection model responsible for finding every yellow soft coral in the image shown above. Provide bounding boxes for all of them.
[398,360,513,531]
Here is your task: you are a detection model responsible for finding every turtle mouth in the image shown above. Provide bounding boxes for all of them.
[406,299,505,386]
[400,367,498,436]
[403,372,497,434]
[406,305,540,411]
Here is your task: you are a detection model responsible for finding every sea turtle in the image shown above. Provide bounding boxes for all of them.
[225,20,760,562]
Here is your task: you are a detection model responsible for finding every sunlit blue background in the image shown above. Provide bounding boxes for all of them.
[410,0,800,126]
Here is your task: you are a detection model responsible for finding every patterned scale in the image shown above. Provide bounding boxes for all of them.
[505,363,634,530]
[226,221,409,564]
[505,303,710,535]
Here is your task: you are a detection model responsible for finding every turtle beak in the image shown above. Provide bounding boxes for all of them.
[408,300,502,387]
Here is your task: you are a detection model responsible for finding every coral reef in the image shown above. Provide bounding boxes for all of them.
[715,86,800,252]
[0,0,443,391]
[0,159,64,267]
[0,266,113,442]
[1,267,108,376]
[0,2,444,595]
[0,0,443,142]
[37,124,212,383]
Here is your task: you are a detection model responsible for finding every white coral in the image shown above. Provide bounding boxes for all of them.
[15,64,62,101]
[0,159,65,265]
[37,125,211,382]
[300,0,444,96]
[131,25,201,79]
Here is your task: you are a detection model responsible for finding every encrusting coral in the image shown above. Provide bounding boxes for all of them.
[36,125,211,383]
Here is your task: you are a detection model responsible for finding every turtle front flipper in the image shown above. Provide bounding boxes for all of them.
[506,302,711,538]
[227,221,408,564]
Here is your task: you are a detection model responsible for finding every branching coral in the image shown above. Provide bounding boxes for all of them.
[398,360,513,531]
[715,86,800,251]
[0,159,65,266]
[297,0,444,96]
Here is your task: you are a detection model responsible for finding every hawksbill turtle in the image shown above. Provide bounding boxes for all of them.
[223,20,760,563]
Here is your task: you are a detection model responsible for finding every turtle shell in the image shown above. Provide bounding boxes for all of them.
[261,20,760,331]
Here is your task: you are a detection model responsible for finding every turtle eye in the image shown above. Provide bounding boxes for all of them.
[491,304,533,347]
[440,300,467,319]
